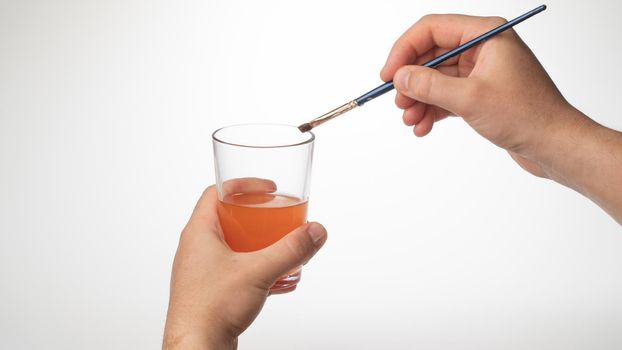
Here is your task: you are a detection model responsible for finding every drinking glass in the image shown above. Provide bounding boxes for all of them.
[212,124,314,292]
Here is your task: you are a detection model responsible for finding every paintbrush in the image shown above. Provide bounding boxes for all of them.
[298,4,547,133]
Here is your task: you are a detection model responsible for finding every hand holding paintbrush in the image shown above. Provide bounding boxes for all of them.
[298,5,547,133]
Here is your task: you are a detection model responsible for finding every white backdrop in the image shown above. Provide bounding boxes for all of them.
[1,1,621,349]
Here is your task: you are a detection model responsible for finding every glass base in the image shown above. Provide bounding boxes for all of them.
[270,267,301,293]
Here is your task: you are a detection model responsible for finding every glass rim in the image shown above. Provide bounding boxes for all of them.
[212,123,315,149]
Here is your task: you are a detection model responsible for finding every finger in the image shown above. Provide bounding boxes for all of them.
[187,178,278,239]
[394,65,478,115]
[403,103,427,126]
[189,185,220,230]
[413,108,437,137]
[221,177,277,197]
[435,113,449,122]
[395,92,416,110]
[249,222,327,284]
[179,185,228,249]
[436,64,460,78]
[394,65,459,111]
[380,15,508,81]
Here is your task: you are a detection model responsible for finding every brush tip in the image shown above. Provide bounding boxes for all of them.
[298,123,312,133]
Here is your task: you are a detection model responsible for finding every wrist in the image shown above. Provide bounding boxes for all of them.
[534,106,597,188]
[162,330,211,350]
[529,106,622,224]
[517,104,591,182]
[163,311,235,350]
[163,327,235,350]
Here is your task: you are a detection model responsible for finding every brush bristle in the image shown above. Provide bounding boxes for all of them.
[298,123,312,133]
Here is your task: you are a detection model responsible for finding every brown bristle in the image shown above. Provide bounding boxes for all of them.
[298,123,312,133]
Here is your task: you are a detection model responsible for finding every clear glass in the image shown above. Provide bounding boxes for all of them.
[212,124,315,292]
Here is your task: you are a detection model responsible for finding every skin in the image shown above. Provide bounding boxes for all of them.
[164,13,622,350]
[163,179,327,349]
[380,14,622,224]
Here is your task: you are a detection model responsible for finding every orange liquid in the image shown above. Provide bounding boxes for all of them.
[217,193,308,252]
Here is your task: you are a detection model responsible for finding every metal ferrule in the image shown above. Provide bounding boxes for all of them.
[309,100,359,128]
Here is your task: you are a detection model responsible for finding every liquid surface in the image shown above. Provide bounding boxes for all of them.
[217,193,307,252]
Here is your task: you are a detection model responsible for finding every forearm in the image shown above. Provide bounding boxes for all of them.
[538,107,622,224]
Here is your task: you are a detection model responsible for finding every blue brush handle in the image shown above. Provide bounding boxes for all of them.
[354,4,547,106]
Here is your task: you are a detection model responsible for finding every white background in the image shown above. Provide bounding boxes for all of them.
[1,0,621,349]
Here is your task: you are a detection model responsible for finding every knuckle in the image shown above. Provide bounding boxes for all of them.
[419,14,438,24]
[178,226,195,246]
[284,233,313,262]
[202,185,216,197]
[411,70,435,99]
[490,16,508,26]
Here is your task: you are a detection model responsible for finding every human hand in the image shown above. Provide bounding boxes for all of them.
[163,180,327,349]
[380,14,585,177]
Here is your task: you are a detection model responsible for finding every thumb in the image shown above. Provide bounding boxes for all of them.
[393,65,476,115]
[251,222,327,284]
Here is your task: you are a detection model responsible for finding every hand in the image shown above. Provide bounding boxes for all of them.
[163,180,327,349]
[381,14,622,224]
[380,14,581,177]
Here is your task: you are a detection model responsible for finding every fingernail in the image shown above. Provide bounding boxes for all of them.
[394,68,411,92]
[307,223,326,245]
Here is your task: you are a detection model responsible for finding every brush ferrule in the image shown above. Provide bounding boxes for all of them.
[309,100,359,128]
